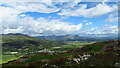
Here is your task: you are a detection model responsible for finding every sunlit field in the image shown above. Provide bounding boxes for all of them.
[1,55,22,64]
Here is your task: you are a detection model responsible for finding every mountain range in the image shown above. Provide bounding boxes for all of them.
[37,34,118,41]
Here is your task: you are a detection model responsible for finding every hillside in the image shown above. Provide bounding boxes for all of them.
[2,33,65,54]
[66,40,120,67]
[2,38,120,67]
[1,33,120,67]
[37,35,117,41]
[69,40,120,53]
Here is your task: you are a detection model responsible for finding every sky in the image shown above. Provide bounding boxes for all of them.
[0,0,119,37]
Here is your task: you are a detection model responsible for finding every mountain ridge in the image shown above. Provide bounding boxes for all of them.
[37,34,118,41]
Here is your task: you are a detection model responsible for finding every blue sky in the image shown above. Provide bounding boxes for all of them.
[0,1,119,37]
[21,2,117,25]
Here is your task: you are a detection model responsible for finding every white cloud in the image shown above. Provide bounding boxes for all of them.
[82,24,118,35]
[0,3,83,36]
[82,20,88,22]
[105,12,118,22]
[0,2,60,13]
[3,27,23,34]
[85,22,92,25]
[0,2,118,18]
[58,4,118,18]
[0,6,22,33]
[0,2,118,36]
[2,15,82,36]
[19,14,26,17]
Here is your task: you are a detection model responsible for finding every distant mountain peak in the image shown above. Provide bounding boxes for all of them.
[2,33,28,36]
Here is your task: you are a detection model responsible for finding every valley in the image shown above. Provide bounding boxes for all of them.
[1,34,120,68]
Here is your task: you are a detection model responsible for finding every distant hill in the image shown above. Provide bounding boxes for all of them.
[37,35,118,41]
[2,33,65,53]
[68,40,120,53]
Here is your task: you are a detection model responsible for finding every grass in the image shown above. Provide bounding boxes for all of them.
[66,41,95,46]
[0,55,22,64]
[82,41,112,53]
[48,41,95,53]
[2,34,65,53]
[4,53,72,66]
[27,54,72,62]
[88,44,104,52]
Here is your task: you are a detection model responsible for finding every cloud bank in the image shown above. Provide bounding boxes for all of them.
[0,1,118,36]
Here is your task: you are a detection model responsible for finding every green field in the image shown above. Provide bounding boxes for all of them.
[1,41,94,65]
[2,53,72,67]
[27,54,72,62]
[66,41,95,46]
[0,55,22,64]
[1,42,94,64]
[48,41,95,52]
